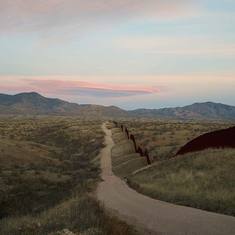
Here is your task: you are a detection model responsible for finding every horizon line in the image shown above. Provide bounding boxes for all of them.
[1,91,234,111]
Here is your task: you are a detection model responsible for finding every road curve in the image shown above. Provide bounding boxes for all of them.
[97,123,235,235]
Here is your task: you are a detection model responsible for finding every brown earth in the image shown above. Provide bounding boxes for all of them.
[177,126,235,155]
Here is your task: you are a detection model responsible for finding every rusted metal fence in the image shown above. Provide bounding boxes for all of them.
[113,121,152,165]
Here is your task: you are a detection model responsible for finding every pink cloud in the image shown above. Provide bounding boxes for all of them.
[0,77,159,98]
[0,74,234,107]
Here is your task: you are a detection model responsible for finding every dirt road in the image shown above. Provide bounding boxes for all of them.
[97,123,235,235]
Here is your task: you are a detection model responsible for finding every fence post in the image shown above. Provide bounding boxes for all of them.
[130,134,138,152]
[137,146,144,156]
[125,127,130,139]
[144,149,151,165]
[114,123,152,165]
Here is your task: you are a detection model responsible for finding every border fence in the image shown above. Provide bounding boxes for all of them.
[113,121,151,165]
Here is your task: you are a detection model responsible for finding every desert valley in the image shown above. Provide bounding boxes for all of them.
[1,1,235,234]
[0,93,235,235]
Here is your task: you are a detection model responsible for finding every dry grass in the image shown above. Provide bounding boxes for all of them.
[121,119,234,161]
[0,195,136,235]
[113,157,147,178]
[0,117,136,235]
[111,120,235,215]
[111,129,147,178]
[128,148,235,216]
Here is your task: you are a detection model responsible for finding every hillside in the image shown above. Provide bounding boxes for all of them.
[131,102,235,120]
[0,92,127,117]
[0,118,135,235]
[128,148,235,216]
[1,92,235,120]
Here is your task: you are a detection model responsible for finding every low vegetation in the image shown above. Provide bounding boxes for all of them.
[0,117,136,235]
[121,119,234,161]
[128,148,235,216]
[111,120,235,216]
[111,128,147,178]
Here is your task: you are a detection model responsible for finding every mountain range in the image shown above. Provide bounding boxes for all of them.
[0,92,127,118]
[0,92,235,120]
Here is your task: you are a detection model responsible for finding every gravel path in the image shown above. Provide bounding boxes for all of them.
[97,123,235,235]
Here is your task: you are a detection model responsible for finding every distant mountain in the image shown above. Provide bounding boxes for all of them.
[0,92,235,120]
[0,92,128,117]
[130,102,235,120]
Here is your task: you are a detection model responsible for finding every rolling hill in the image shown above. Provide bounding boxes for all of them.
[131,102,235,120]
[0,92,235,120]
[0,92,127,117]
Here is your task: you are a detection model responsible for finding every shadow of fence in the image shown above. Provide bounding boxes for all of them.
[113,121,151,165]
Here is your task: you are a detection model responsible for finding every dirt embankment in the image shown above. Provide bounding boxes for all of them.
[177,126,235,155]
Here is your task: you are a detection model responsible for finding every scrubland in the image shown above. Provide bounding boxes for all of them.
[0,117,136,235]
[113,120,235,216]
[121,120,234,161]
[128,148,235,216]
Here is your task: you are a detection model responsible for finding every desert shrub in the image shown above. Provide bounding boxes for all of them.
[128,148,235,216]
[0,196,136,235]
[0,117,136,235]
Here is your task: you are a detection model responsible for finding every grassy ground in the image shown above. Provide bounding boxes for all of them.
[111,120,235,216]
[0,117,136,235]
[128,148,235,216]
[121,120,234,161]
[111,128,147,178]
[0,196,135,235]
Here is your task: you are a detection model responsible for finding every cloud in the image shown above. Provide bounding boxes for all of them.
[0,74,234,108]
[0,0,198,34]
[0,77,159,98]
[63,87,152,97]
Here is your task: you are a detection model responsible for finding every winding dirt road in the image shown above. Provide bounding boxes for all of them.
[97,123,235,235]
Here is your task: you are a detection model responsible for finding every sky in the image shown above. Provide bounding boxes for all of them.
[0,0,235,110]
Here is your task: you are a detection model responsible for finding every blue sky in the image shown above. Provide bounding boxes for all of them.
[0,0,234,109]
